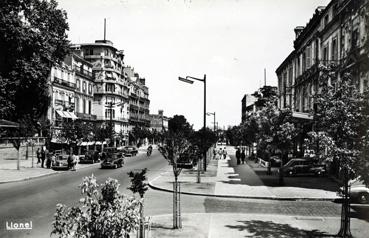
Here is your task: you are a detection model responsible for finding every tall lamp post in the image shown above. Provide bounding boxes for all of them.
[178,74,207,172]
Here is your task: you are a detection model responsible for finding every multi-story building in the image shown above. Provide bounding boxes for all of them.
[124,66,151,129]
[241,94,257,123]
[150,110,169,132]
[71,40,130,145]
[276,0,369,152]
[48,62,77,137]
[277,0,369,114]
[64,53,96,122]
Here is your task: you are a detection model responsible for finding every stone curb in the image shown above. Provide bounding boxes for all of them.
[0,162,100,184]
[148,181,338,202]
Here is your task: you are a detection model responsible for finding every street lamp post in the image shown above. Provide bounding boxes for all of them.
[178,74,207,172]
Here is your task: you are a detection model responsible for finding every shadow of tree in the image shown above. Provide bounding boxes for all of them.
[225,220,337,238]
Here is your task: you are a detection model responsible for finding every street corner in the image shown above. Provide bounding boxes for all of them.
[150,213,210,238]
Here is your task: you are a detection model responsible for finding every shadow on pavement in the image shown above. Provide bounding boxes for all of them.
[351,207,369,222]
[226,155,340,192]
[225,220,337,238]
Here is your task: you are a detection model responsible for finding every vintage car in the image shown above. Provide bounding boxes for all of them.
[121,146,138,157]
[279,158,327,176]
[51,154,69,170]
[79,150,100,164]
[100,147,124,169]
[339,178,369,204]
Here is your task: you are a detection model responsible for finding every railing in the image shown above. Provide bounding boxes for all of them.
[53,77,76,89]
[74,66,93,78]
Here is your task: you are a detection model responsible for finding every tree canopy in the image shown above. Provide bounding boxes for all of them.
[0,0,69,135]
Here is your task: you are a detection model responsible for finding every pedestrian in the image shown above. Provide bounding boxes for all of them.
[241,148,246,164]
[45,149,50,168]
[222,147,227,160]
[213,147,217,160]
[36,148,41,164]
[67,152,73,170]
[41,148,46,168]
[71,154,77,171]
[218,148,222,160]
[236,147,241,165]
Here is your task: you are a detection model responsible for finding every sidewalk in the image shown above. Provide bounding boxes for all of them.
[0,154,99,184]
[149,146,339,200]
[148,146,368,238]
[149,213,368,238]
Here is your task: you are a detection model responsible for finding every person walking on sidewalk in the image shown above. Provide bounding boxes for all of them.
[236,147,241,165]
[41,148,46,168]
[241,148,246,164]
[222,147,227,159]
[36,148,41,164]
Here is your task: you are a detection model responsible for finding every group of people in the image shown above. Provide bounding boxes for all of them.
[235,147,247,165]
[213,147,228,160]
[36,147,54,169]
[36,147,77,170]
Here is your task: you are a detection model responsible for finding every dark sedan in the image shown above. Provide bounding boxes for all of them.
[100,148,124,169]
[121,146,138,157]
[279,158,327,176]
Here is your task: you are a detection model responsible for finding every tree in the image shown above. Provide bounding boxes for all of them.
[252,85,278,108]
[52,174,141,238]
[158,115,192,229]
[311,65,369,237]
[0,0,69,146]
[128,169,148,238]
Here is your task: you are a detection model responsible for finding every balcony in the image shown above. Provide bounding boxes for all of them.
[74,66,93,79]
[53,77,76,89]
[294,63,319,87]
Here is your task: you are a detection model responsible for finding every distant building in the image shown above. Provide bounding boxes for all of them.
[241,94,256,123]
[123,66,151,130]
[150,110,169,132]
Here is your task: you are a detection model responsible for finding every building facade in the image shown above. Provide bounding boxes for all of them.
[71,40,130,145]
[124,66,151,129]
[150,110,169,132]
[276,0,369,116]
[241,94,257,123]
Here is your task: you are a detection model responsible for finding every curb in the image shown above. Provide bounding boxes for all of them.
[0,162,100,184]
[0,170,61,184]
[148,181,338,202]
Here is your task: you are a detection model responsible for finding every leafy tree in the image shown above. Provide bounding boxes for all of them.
[252,85,278,108]
[52,174,141,238]
[311,65,369,237]
[0,0,69,148]
[128,169,148,238]
[158,115,192,229]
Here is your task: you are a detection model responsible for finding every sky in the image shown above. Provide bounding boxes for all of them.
[57,0,330,130]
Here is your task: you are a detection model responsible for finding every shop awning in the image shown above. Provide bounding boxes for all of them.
[292,112,313,120]
[56,110,78,120]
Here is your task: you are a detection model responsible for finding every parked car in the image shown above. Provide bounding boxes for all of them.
[101,147,124,169]
[51,154,69,170]
[279,158,327,176]
[121,146,138,157]
[269,156,282,167]
[339,178,369,204]
[79,150,100,164]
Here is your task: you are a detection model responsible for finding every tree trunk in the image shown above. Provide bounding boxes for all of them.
[279,151,285,186]
[173,175,181,229]
[338,166,352,237]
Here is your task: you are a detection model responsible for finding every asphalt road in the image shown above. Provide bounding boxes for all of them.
[1,149,367,238]
[0,150,168,238]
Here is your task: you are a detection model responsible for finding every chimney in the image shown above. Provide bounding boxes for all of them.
[294,26,305,39]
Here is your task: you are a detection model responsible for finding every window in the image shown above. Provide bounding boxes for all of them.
[332,38,338,61]
[88,100,92,114]
[82,81,86,92]
[323,45,329,62]
[76,79,80,90]
[83,99,86,114]
[352,29,359,48]
[306,46,311,68]
[324,15,329,27]
[88,83,92,94]
[302,52,306,72]
[105,109,115,119]
[75,97,79,113]
[106,83,115,92]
